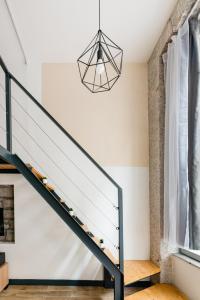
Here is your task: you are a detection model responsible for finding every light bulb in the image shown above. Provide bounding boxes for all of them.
[96,58,105,74]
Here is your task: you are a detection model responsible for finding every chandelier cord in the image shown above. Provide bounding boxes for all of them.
[99,0,101,30]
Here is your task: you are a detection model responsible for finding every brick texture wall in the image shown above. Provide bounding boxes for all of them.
[0,185,14,243]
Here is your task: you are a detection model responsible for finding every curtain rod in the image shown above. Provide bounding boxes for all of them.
[171,0,200,36]
[161,0,200,56]
[184,0,200,23]
[4,0,28,64]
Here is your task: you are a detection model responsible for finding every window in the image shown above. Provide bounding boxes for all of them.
[164,15,200,259]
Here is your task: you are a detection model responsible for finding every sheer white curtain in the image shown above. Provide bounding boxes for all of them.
[163,21,189,251]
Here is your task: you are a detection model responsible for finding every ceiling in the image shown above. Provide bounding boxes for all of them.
[8,0,178,63]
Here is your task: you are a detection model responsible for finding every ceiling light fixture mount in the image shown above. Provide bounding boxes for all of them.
[77,0,123,93]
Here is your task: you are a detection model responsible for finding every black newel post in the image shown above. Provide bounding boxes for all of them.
[5,72,12,152]
[118,187,124,273]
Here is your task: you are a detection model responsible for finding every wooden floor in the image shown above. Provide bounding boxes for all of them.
[0,285,141,300]
[125,284,188,300]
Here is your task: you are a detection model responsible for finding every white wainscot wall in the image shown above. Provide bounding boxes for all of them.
[172,255,200,300]
[0,166,149,279]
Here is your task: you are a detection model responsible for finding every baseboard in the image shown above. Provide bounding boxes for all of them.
[9,279,151,288]
[9,279,104,286]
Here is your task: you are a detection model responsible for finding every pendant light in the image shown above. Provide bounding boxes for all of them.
[77,0,123,93]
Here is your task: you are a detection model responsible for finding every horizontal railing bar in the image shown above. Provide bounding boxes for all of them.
[8,72,121,190]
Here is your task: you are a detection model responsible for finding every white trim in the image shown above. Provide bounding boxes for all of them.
[4,0,28,64]
[174,253,200,269]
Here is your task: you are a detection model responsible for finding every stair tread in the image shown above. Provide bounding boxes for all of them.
[103,248,118,265]
[30,166,45,180]
[27,165,54,191]
[125,283,188,299]
[81,224,118,264]
[124,260,160,285]
[0,164,17,169]
[81,224,90,232]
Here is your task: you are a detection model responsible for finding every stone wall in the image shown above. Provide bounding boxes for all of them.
[0,185,14,242]
[148,0,199,282]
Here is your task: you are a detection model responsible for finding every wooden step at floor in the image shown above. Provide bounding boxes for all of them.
[124,260,160,286]
[125,283,188,300]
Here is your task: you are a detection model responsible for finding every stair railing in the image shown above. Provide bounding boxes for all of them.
[0,56,124,276]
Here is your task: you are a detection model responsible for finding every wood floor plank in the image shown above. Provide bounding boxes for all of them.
[0,285,139,299]
[125,284,188,300]
[124,260,160,285]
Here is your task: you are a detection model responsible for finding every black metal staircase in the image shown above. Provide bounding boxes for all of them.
[0,56,124,299]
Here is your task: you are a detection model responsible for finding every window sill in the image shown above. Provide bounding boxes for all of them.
[173,253,200,269]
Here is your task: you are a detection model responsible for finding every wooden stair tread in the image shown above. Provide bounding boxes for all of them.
[0,163,31,170]
[125,283,188,300]
[30,166,45,180]
[28,166,54,191]
[92,236,100,244]
[124,260,160,285]
[103,249,118,265]
[81,225,118,264]
[0,164,17,170]
[0,163,54,191]
[81,224,90,233]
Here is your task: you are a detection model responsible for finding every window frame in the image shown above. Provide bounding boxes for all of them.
[179,248,200,263]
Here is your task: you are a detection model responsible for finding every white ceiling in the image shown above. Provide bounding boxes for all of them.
[9,0,178,63]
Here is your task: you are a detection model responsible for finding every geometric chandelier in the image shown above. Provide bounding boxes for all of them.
[77,0,123,93]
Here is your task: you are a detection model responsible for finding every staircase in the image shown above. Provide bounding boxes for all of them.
[0,57,188,300]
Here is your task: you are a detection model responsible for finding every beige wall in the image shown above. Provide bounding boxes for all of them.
[42,63,148,167]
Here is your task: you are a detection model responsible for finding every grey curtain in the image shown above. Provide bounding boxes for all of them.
[188,15,200,250]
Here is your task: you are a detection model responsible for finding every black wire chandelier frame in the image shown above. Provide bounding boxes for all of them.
[77,0,123,93]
